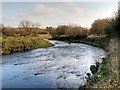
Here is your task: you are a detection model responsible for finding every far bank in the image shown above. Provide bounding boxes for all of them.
[1,35,54,55]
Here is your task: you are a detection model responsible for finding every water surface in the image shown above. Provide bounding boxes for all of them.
[2,40,106,88]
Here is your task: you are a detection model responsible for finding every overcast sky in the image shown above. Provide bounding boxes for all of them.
[2,2,118,28]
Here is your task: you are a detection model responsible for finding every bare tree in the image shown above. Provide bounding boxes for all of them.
[18,20,32,31]
[18,20,41,30]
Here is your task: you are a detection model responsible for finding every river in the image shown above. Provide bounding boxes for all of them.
[2,40,106,88]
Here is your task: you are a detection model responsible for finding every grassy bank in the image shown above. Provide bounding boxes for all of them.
[2,35,54,55]
[85,36,119,89]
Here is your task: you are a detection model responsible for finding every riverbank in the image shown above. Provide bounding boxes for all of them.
[81,36,119,89]
[2,35,54,55]
[50,35,109,51]
[51,36,119,89]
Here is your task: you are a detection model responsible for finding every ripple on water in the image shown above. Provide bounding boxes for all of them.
[2,40,106,88]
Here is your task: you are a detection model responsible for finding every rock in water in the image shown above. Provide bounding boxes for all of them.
[90,65,98,74]
[87,73,91,77]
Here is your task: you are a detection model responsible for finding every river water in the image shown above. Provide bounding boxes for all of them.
[2,40,106,88]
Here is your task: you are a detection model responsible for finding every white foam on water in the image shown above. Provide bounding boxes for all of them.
[2,40,106,88]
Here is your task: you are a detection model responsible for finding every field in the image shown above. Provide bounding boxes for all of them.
[1,34,54,55]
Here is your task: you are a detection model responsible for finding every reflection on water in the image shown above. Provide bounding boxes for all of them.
[2,40,106,88]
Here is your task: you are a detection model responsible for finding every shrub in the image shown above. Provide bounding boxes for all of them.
[51,24,88,39]
[90,19,111,35]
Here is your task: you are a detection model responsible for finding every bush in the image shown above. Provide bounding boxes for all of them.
[51,24,88,39]
[90,19,111,35]
[90,12,120,37]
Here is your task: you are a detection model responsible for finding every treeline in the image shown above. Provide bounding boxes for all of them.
[0,20,48,37]
[50,25,89,40]
[0,17,117,38]
[49,13,119,40]
[2,27,48,36]
[1,11,119,39]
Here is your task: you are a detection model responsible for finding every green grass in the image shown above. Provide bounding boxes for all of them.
[2,36,54,55]
[32,40,54,48]
[99,58,109,78]
[2,37,18,41]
